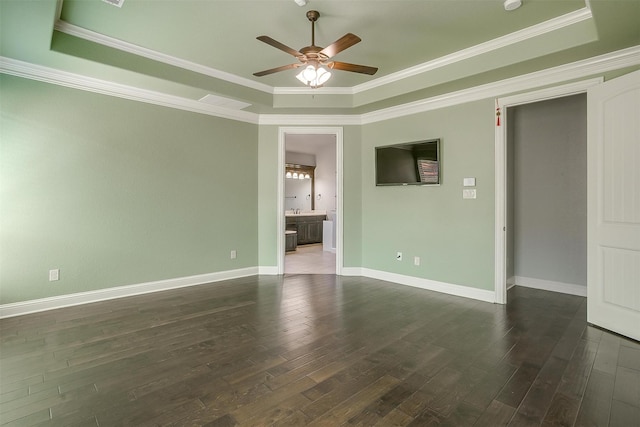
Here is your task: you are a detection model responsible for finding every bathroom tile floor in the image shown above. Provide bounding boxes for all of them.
[285,243,336,274]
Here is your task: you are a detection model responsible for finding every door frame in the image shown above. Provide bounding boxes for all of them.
[277,126,344,275]
[494,78,602,304]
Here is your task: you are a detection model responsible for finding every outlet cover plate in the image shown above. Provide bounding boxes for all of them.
[463,189,477,199]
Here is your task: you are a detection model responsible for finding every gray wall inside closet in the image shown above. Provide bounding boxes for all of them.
[507,94,587,287]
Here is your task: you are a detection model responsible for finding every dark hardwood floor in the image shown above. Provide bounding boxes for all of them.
[1,275,639,426]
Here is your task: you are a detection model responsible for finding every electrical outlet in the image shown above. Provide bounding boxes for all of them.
[230,250,237,259]
[396,252,402,261]
[49,269,59,281]
[414,256,421,266]
[463,189,477,199]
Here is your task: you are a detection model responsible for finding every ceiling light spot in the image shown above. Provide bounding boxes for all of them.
[102,0,125,8]
[199,94,251,110]
[504,0,522,11]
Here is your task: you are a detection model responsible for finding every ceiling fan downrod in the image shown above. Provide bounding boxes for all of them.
[307,10,319,47]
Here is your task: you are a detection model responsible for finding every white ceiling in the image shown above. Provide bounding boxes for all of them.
[286,134,335,155]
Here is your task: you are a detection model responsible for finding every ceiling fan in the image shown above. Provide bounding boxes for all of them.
[253,10,378,87]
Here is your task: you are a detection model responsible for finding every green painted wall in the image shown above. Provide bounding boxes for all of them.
[257,125,279,268]
[1,74,497,306]
[361,100,496,291]
[0,75,258,304]
[342,126,363,268]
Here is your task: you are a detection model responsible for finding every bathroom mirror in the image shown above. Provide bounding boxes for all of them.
[284,164,315,211]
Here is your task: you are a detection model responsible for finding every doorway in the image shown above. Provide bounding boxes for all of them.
[277,127,343,275]
[507,94,587,297]
[494,78,601,304]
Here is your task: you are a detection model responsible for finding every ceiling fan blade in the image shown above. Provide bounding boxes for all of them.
[256,36,303,58]
[253,63,301,77]
[330,61,378,75]
[319,33,361,58]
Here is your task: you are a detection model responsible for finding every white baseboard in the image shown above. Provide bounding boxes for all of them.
[358,268,496,303]
[0,265,511,319]
[341,267,363,276]
[507,276,516,290]
[0,267,259,319]
[514,275,587,297]
[258,266,279,275]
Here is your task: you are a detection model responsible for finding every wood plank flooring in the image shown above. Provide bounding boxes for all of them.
[1,275,639,426]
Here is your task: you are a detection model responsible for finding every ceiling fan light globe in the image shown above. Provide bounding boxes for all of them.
[316,68,331,85]
[302,65,318,82]
[295,71,308,85]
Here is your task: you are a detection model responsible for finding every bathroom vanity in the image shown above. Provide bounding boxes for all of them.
[285,212,326,245]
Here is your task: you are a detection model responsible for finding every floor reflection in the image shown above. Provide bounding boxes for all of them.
[285,243,336,274]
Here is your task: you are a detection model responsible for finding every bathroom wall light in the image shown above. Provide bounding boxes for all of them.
[285,164,314,180]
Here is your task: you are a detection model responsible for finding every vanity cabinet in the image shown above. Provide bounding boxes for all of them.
[286,215,326,245]
[285,230,297,252]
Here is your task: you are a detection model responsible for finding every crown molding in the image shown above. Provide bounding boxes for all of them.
[258,114,360,126]
[360,45,640,124]
[354,7,593,94]
[2,46,639,126]
[53,4,592,97]
[497,78,603,108]
[54,19,352,97]
[0,57,260,124]
[53,20,274,94]
[273,86,354,96]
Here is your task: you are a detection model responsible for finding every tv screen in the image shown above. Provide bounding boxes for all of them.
[375,139,440,186]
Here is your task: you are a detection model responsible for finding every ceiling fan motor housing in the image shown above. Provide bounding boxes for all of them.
[306,10,320,22]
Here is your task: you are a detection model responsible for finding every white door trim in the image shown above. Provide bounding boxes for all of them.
[277,127,344,275]
[494,78,602,304]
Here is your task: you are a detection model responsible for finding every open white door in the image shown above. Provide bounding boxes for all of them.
[587,69,640,341]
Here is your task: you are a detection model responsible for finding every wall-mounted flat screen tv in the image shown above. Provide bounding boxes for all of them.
[375,139,440,186]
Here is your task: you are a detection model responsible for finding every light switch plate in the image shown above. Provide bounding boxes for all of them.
[463,177,476,187]
[463,189,477,199]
